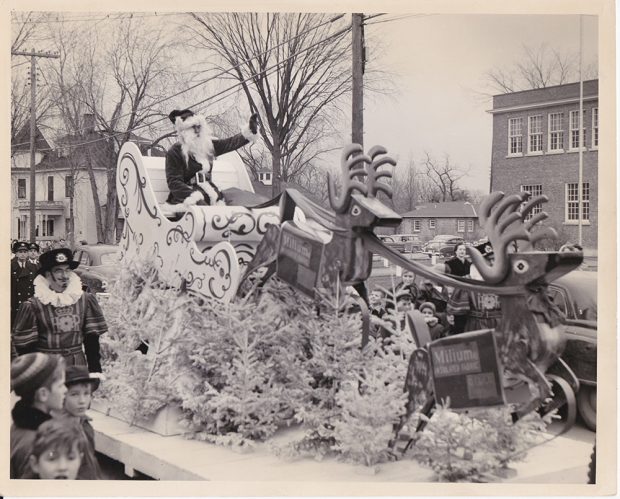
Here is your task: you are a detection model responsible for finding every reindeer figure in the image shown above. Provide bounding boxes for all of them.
[466,191,583,417]
[238,144,401,300]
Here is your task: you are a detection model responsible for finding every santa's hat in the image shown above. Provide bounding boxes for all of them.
[168,109,194,125]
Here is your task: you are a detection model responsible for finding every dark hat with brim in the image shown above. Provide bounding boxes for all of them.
[37,248,79,275]
[168,109,194,124]
[12,241,29,253]
[65,365,101,391]
[29,242,40,251]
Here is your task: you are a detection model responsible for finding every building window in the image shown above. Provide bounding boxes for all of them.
[39,214,54,237]
[548,112,564,152]
[592,108,598,148]
[413,219,421,232]
[65,175,74,198]
[18,215,27,239]
[265,173,271,181]
[429,219,436,229]
[520,184,543,220]
[565,182,590,222]
[528,115,543,153]
[467,219,473,232]
[569,110,586,150]
[457,219,465,232]
[18,179,26,199]
[47,176,54,201]
[508,117,523,155]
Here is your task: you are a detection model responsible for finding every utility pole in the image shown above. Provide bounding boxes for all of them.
[11,49,59,242]
[352,13,365,148]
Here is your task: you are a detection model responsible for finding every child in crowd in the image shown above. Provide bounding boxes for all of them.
[368,287,387,318]
[57,366,102,479]
[395,270,419,303]
[26,418,85,480]
[10,353,67,479]
[419,302,445,340]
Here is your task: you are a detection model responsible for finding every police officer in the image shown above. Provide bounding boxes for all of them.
[28,242,41,269]
[11,241,38,326]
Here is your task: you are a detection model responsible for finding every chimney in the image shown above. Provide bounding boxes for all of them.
[83,113,96,134]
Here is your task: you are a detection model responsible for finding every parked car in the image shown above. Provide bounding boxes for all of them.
[73,244,122,293]
[378,235,405,253]
[548,271,597,431]
[423,235,465,257]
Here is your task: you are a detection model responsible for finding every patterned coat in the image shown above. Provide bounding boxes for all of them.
[11,258,38,325]
[12,292,107,372]
[165,134,250,205]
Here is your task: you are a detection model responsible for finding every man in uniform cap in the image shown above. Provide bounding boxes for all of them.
[11,241,38,327]
[28,242,41,269]
[12,248,107,372]
[165,108,259,207]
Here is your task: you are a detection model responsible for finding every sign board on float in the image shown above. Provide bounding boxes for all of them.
[428,329,505,410]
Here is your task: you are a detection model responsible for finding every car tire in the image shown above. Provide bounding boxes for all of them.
[577,385,597,431]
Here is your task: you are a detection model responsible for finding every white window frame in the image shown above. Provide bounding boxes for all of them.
[508,117,523,156]
[548,112,564,152]
[520,184,543,221]
[467,219,474,232]
[569,110,586,151]
[592,107,598,149]
[457,219,465,233]
[565,182,590,224]
[528,115,543,154]
[429,219,436,229]
[412,219,421,232]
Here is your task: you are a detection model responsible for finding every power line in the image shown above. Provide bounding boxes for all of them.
[10,12,185,24]
[12,19,352,152]
[364,13,436,25]
[12,14,346,144]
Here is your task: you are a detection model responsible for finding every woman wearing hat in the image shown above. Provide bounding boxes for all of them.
[11,241,38,327]
[165,108,259,207]
[12,248,107,372]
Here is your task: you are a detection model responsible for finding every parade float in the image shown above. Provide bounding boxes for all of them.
[93,141,585,481]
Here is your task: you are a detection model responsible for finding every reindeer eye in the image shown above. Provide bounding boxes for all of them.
[512,259,529,274]
[351,205,362,216]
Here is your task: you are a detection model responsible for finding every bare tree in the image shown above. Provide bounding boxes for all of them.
[421,152,469,202]
[485,43,598,94]
[47,18,180,243]
[185,13,353,197]
[391,155,419,213]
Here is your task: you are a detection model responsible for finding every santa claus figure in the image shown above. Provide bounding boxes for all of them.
[165,108,259,207]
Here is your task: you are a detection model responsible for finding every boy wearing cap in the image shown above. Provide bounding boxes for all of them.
[165,108,259,207]
[10,353,67,479]
[57,366,103,479]
[11,241,38,326]
[12,248,107,372]
[419,302,445,340]
[24,418,86,480]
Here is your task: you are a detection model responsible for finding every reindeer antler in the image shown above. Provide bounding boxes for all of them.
[468,192,531,283]
[328,144,370,213]
[521,195,558,245]
[365,145,395,199]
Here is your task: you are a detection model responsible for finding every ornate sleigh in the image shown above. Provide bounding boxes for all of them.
[116,142,280,302]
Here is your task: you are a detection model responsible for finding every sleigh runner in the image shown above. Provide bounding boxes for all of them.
[116,142,280,302]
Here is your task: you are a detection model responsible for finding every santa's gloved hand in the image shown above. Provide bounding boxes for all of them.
[249,113,259,134]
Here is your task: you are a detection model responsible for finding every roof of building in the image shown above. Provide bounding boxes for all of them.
[12,125,53,152]
[402,201,478,218]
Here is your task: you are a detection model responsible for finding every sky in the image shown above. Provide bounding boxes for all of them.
[359,14,599,192]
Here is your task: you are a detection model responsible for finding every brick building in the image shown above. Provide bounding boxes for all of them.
[489,80,598,249]
[400,201,482,242]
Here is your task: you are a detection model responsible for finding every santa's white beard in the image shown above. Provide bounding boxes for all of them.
[179,125,215,172]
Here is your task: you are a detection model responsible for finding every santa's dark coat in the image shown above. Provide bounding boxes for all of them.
[165,134,250,204]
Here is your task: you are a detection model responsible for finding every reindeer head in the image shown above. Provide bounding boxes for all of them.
[328,144,401,230]
[468,191,583,285]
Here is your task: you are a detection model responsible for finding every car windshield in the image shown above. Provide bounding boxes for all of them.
[100,250,121,266]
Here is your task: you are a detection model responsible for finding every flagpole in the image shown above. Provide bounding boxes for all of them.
[577,14,584,246]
